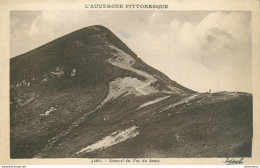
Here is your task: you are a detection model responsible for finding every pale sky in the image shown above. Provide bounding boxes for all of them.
[10,10,252,93]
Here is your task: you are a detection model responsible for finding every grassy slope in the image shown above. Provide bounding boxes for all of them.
[29,92,252,158]
[75,93,252,158]
[10,25,252,158]
[10,26,147,158]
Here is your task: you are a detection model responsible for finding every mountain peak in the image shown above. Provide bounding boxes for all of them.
[10,25,252,158]
[71,25,111,36]
[84,24,110,31]
[10,25,194,95]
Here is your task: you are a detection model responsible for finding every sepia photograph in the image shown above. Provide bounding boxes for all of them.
[9,10,253,159]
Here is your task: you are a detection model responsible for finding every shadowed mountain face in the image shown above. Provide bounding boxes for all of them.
[10,25,252,158]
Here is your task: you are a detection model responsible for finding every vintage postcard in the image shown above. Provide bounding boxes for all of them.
[0,0,260,165]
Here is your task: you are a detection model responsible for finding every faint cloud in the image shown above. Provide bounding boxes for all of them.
[11,11,251,93]
[117,30,131,39]
[126,11,251,93]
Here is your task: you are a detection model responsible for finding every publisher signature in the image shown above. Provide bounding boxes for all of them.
[223,157,244,165]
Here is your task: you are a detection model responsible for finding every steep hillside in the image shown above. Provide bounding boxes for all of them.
[10,25,252,158]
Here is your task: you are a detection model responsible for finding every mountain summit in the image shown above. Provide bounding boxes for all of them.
[11,25,194,95]
[10,25,252,158]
